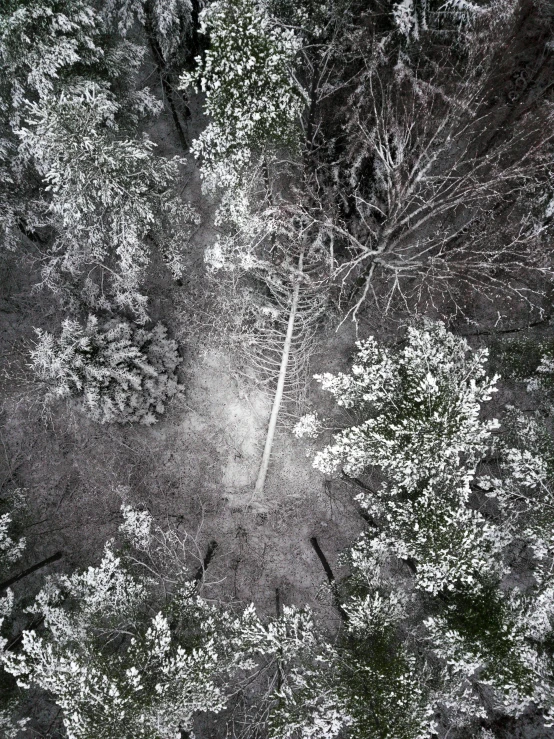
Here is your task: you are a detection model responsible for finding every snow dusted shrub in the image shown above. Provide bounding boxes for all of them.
[30,316,181,425]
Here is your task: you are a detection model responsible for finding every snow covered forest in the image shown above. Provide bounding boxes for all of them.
[1,0,554,736]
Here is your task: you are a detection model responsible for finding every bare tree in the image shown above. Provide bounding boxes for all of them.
[303,2,554,321]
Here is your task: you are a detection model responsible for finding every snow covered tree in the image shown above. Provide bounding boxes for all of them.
[303,321,498,482]
[180,0,305,219]
[104,0,193,62]
[0,490,28,739]
[294,322,502,595]
[0,0,103,125]
[30,315,181,425]
[0,0,196,315]
[16,80,182,317]
[2,542,224,738]
[0,0,159,125]
[288,0,554,320]
[0,495,25,584]
[1,505,328,738]
[295,322,554,732]
[0,0,103,254]
[253,538,437,739]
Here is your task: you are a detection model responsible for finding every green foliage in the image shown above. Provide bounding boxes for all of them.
[441,580,516,663]
[30,315,181,425]
[492,337,554,413]
[338,642,433,739]
[491,336,548,380]
[187,0,303,151]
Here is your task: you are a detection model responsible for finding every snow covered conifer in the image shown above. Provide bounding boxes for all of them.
[1,507,281,738]
[181,0,305,207]
[296,321,554,730]
[103,0,193,61]
[17,81,180,317]
[0,0,103,125]
[0,0,159,125]
[305,320,498,485]
[0,490,28,738]
[0,1,187,315]
[1,541,224,738]
[0,493,25,583]
[294,322,505,597]
[30,315,181,424]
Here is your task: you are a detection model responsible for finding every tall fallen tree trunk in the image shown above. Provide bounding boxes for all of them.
[253,250,304,497]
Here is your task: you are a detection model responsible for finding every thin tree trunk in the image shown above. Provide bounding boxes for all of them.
[310,537,347,622]
[254,250,304,496]
[192,540,218,584]
[0,551,63,593]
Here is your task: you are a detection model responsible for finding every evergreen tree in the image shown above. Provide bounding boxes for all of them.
[0,490,28,738]
[17,80,180,318]
[103,0,193,63]
[30,315,181,424]
[295,322,554,732]
[180,0,305,225]
[1,505,320,738]
[0,0,193,317]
